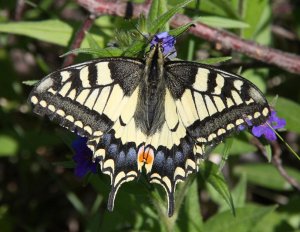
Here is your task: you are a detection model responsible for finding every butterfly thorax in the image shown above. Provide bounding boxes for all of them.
[134,43,166,136]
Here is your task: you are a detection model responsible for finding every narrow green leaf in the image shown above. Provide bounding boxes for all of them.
[207,174,247,212]
[197,16,249,28]
[148,0,168,31]
[200,161,235,215]
[234,164,300,191]
[0,19,73,46]
[231,174,247,208]
[198,56,232,65]
[66,192,87,215]
[90,194,104,215]
[241,0,269,40]
[168,22,194,37]
[190,0,238,19]
[61,47,123,58]
[149,0,193,34]
[22,80,38,86]
[219,137,234,172]
[148,0,160,25]
[209,0,240,19]
[0,135,18,156]
[252,4,272,45]
[204,204,276,232]
[265,144,272,162]
[122,40,146,57]
[187,38,195,61]
[85,32,101,49]
[181,179,203,231]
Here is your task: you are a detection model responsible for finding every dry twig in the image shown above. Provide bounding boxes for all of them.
[252,137,300,192]
[62,15,96,67]
[76,0,300,74]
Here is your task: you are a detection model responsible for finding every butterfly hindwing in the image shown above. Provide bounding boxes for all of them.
[165,61,270,145]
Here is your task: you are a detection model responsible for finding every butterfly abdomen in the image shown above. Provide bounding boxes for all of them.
[134,77,166,136]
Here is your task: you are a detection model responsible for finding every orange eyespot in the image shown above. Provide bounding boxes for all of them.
[138,146,154,165]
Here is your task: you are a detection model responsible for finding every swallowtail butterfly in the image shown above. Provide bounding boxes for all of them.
[29,32,270,216]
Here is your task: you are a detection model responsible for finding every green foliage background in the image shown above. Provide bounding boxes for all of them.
[0,0,300,231]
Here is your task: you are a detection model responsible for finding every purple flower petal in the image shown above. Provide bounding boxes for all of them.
[252,125,265,137]
[72,136,98,178]
[150,32,177,57]
[251,109,286,141]
[264,127,277,141]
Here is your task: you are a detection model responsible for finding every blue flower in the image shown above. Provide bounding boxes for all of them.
[252,110,286,141]
[150,32,177,58]
[72,136,98,178]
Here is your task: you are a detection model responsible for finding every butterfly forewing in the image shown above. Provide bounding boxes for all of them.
[29,58,144,134]
[165,61,270,145]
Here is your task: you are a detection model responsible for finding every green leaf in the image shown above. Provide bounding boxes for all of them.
[197,16,249,28]
[252,4,272,45]
[213,136,257,155]
[179,179,203,232]
[148,0,168,31]
[0,19,73,46]
[231,174,247,208]
[265,144,272,162]
[198,56,232,65]
[208,174,247,212]
[122,40,146,57]
[66,192,87,215]
[149,0,193,34]
[269,96,300,134]
[241,0,270,43]
[191,0,240,19]
[200,161,235,215]
[0,134,18,156]
[168,22,194,37]
[85,32,101,49]
[61,47,124,58]
[234,164,300,191]
[22,80,38,86]
[218,137,234,171]
[204,204,276,232]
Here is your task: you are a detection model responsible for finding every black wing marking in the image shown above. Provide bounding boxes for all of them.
[164,61,270,146]
[29,58,145,210]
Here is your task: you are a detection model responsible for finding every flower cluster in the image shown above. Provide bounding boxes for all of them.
[150,32,177,58]
[72,136,97,178]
